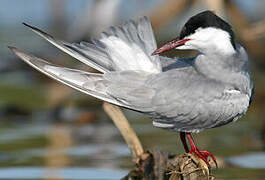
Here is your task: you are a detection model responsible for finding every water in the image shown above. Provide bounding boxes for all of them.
[227,152,265,169]
[0,167,127,180]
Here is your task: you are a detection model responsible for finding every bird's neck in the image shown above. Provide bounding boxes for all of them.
[194,52,237,82]
[194,45,252,96]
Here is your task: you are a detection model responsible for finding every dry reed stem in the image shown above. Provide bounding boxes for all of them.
[103,102,144,162]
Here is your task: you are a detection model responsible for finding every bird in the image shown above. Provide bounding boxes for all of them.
[9,10,253,167]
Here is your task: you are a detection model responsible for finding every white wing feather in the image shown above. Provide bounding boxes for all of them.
[100,36,160,73]
[23,17,162,74]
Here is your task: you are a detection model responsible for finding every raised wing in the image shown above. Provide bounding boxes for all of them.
[23,17,162,74]
[23,23,111,73]
[102,17,161,71]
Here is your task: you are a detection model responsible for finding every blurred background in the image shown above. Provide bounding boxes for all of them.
[1,0,265,179]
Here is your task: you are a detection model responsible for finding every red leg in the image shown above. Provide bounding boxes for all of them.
[180,132,189,153]
[180,132,218,168]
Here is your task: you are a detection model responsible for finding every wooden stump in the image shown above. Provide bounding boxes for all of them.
[122,151,213,180]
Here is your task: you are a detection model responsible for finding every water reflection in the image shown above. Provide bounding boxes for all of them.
[0,167,127,180]
[227,152,265,169]
[45,124,73,179]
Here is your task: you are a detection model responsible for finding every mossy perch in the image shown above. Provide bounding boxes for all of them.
[103,102,144,161]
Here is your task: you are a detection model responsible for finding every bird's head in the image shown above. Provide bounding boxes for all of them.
[152,11,236,56]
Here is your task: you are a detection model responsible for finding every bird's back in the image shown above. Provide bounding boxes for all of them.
[148,45,253,133]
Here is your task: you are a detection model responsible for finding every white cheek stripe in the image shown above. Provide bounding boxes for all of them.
[181,27,236,54]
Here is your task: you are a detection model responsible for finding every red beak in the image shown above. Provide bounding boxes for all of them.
[151,37,191,55]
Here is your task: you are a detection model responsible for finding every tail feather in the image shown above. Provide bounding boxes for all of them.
[8,47,126,107]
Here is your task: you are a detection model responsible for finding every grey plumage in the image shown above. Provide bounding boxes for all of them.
[10,16,253,133]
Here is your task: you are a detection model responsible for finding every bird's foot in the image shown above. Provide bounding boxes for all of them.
[180,132,218,168]
[189,148,217,168]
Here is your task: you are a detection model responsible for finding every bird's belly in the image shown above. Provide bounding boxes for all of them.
[151,94,250,133]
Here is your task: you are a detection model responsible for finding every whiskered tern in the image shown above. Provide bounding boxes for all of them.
[9,11,253,167]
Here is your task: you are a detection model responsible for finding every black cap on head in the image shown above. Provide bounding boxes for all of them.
[179,10,236,49]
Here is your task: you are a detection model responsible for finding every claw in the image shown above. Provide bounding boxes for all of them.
[189,149,218,168]
[200,150,218,168]
[180,132,218,169]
